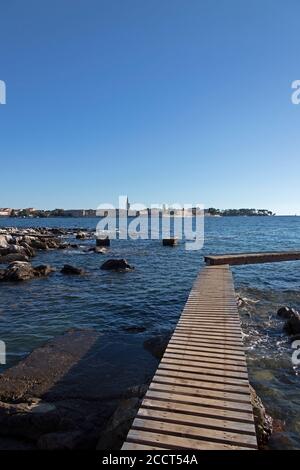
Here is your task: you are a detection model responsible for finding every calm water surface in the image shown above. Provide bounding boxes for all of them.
[0,216,300,448]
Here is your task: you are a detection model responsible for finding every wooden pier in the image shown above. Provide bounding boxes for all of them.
[122,265,257,450]
[205,251,300,266]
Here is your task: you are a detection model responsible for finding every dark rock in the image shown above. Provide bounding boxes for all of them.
[19,242,36,258]
[278,306,298,320]
[0,330,101,403]
[0,262,54,282]
[30,238,48,250]
[76,231,87,240]
[96,384,149,450]
[162,238,178,246]
[0,400,61,440]
[96,237,110,247]
[284,311,300,335]
[61,265,85,275]
[143,333,172,360]
[37,430,83,450]
[100,259,134,271]
[250,385,273,448]
[46,238,61,249]
[34,265,55,277]
[50,228,65,235]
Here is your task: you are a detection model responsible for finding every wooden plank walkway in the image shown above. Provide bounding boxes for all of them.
[205,251,300,266]
[122,265,257,450]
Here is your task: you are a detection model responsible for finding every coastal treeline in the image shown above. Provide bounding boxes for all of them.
[205,208,275,216]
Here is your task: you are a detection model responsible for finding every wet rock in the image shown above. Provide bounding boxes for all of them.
[277,307,300,335]
[0,253,29,264]
[101,259,134,271]
[61,265,85,275]
[0,400,62,440]
[19,242,36,258]
[0,262,54,282]
[162,238,178,246]
[277,307,297,320]
[143,333,172,360]
[96,384,148,450]
[284,311,300,335]
[96,237,110,247]
[250,385,273,448]
[76,231,87,240]
[0,330,120,449]
[236,296,245,308]
[34,265,55,277]
[0,330,101,402]
[29,238,48,250]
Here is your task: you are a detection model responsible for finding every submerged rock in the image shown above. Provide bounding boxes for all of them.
[0,262,54,282]
[278,307,300,335]
[61,265,85,275]
[96,384,148,450]
[143,333,172,360]
[250,385,273,448]
[277,307,297,320]
[101,259,134,271]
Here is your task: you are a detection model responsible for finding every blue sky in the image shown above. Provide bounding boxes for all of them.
[0,0,300,214]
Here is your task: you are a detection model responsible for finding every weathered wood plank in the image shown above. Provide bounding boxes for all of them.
[205,251,300,266]
[122,266,257,450]
[132,416,257,447]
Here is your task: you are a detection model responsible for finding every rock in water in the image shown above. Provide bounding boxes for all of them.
[96,384,148,450]
[162,238,178,246]
[61,265,85,275]
[0,262,54,282]
[250,385,273,448]
[284,311,300,335]
[277,306,297,320]
[100,259,134,271]
[76,231,87,240]
[0,254,29,264]
[277,306,300,334]
[96,237,110,247]
[143,333,172,360]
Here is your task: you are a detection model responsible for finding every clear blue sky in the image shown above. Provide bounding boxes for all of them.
[0,0,300,214]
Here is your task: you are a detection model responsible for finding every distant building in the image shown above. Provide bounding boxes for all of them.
[0,208,12,217]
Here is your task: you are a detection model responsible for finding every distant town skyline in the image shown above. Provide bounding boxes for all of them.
[1,1,300,215]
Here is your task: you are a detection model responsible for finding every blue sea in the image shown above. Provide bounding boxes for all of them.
[0,215,300,449]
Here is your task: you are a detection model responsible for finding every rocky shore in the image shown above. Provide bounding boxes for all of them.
[0,227,134,281]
